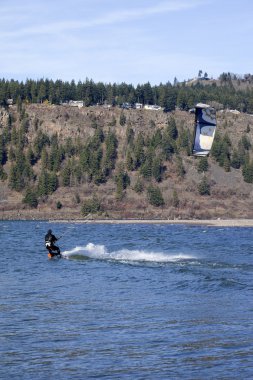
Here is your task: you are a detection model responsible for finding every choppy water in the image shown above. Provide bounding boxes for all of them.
[1,221,253,379]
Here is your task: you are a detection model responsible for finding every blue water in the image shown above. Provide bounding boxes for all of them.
[1,221,253,379]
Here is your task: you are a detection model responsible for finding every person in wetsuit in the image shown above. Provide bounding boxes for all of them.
[45,229,61,257]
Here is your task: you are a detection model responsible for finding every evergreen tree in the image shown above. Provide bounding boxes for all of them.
[198,176,210,195]
[0,135,7,165]
[197,157,209,173]
[37,169,57,196]
[26,146,36,166]
[147,185,165,207]
[80,146,90,171]
[211,132,231,168]
[134,133,145,168]
[126,126,135,146]
[23,188,38,208]
[115,163,130,200]
[11,126,18,145]
[242,161,253,183]
[119,111,127,126]
[33,131,50,158]
[177,128,191,154]
[241,134,251,150]
[9,164,24,191]
[41,147,48,169]
[133,177,144,193]
[104,131,118,172]
[62,165,72,186]
[126,150,134,171]
[152,157,163,182]
[56,201,62,209]
[230,150,241,169]
[150,129,162,148]
[140,149,153,179]
[223,156,231,172]
[81,195,101,216]
[167,117,178,140]
[48,172,58,193]
[37,169,49,196]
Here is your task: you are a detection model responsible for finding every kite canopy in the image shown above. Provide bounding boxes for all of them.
[192,103,217,156]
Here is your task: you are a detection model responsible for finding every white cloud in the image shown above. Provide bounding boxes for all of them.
[0,0,207,38]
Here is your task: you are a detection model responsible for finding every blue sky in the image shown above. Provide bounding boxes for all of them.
[1,0,252,85]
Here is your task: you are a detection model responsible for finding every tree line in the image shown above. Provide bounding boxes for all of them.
[1,72,253,113]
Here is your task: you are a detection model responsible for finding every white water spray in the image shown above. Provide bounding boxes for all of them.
[62,243,196,263]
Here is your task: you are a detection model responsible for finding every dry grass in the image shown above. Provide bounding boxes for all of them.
[2,104,253,220]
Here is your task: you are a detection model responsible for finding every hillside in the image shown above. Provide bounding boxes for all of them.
[1,103,253,220]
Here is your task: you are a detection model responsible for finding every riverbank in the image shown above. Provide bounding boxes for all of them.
[52,219,253,227]
[1,209,253,227]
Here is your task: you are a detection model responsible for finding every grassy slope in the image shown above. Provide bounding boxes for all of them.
[1,104,253,220]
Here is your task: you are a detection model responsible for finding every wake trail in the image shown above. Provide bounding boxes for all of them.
[62,243,196,263]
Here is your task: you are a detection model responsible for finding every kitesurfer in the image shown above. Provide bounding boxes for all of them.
[45,229,61,258]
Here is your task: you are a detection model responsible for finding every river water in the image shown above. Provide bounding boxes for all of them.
[1,221,253,379]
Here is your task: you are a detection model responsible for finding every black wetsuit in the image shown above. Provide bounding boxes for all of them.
[45,231,61,257]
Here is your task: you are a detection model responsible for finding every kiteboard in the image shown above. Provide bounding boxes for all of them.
[47,252,62,259]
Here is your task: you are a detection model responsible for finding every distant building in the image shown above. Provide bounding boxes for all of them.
[68,100,84,108]
[61,100,84,108]
[121,102,132,109]
[134,103,143,109]
[144,104,162,110]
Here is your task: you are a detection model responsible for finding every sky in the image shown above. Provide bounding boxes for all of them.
[1,0,253,86]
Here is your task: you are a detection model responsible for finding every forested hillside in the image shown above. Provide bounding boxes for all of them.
[1,74,253,220]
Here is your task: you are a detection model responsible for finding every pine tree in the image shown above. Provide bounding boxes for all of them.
[104,131,118,172]
[23,188,38,208]
[242,161,253,183]
[140,154,152,179]
[119,111,127,126]
[152,157,163,182]
[126,150,134,171]
[151,129,162,148]
[134,133,145,168]
[26,146,36,166]
[134,177,144,193]
[0,135,7,165]
[37,169,49,196]
[167,117,178,140]
[197,157,209,173]
[9,164,24,191]
[126,126,134,146]
[198,176,210,195]
[62,165,71,186]
[147,185,165,207]
[81,195,101,216]
[115,163,130,200]
[48,172,58,193]
[231,150,241,169]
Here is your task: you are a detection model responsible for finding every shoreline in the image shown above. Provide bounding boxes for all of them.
[56,218,253,227]
[2,217,253,227]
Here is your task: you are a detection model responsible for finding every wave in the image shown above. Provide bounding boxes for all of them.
[62,243,196,263]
